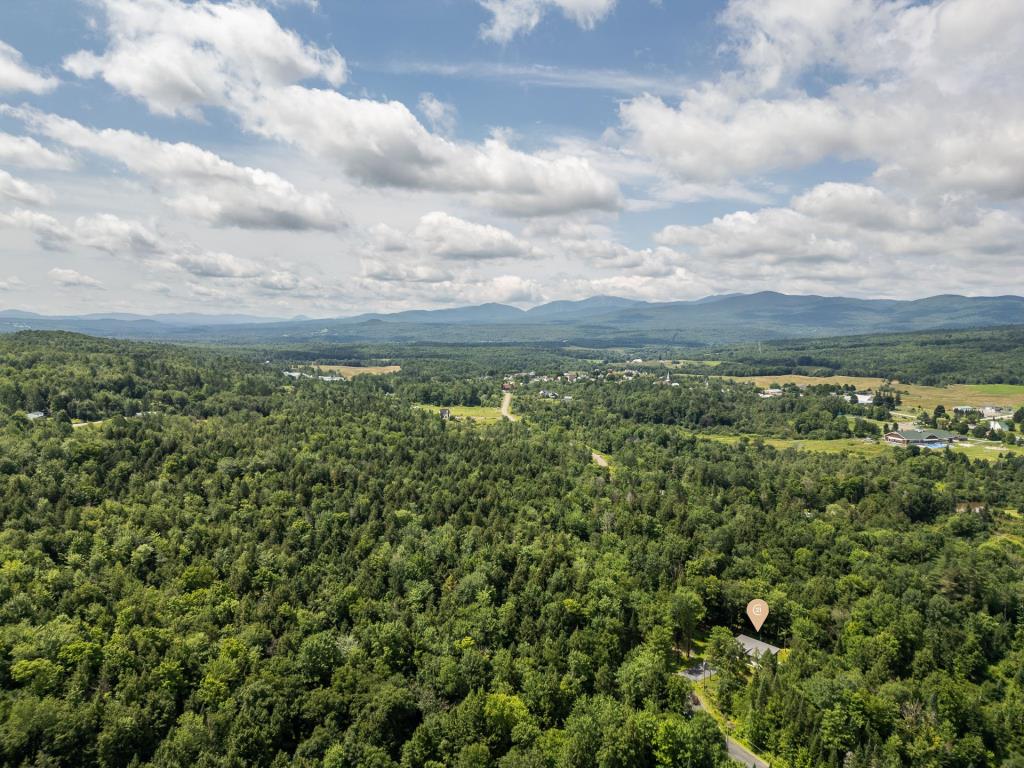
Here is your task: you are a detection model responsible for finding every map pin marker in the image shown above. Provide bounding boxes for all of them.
[746,599,769,632]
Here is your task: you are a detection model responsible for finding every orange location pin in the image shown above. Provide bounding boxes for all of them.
[746,599,769,632]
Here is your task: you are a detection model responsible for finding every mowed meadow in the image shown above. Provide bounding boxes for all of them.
[720,374,1024,411]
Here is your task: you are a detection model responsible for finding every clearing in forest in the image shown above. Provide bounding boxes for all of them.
[314,364,401,376]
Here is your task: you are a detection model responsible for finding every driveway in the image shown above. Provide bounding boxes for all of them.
[679,664,771,768]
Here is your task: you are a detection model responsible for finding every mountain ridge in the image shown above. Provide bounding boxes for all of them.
[3,292,1024,345]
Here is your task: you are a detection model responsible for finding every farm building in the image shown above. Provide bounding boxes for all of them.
[884,429,961,447]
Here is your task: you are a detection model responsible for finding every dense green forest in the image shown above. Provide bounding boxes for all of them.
[679,327,1024,385]
[519,378,891,439]
[1,332,1023,767]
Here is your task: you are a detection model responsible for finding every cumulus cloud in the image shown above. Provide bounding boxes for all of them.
[6,107,341,231]
[354,267,544,308]
[64,0,345,119]
[48,267,104,289]
[0,41,59,94]
[413,212,540,261]
[359,213,541,303]
[0,209,73,250]
[0,208,287,286]
[619,0,1024,200]
[65,0,621,217]
[0,170,54,206]
[478,0,617,42]
[0,133,74,170]
[360,258,454,285]
[655,183,1024,295]
[170,249,262,278]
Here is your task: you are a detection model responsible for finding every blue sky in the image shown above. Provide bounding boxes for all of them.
[0,0,1022,316]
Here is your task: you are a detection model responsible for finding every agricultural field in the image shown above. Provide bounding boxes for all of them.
[720,374,1024,411]
[314,363,401,376]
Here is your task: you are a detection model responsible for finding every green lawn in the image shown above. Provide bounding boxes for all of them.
[691,431,1024,462]
[415,404,504,424]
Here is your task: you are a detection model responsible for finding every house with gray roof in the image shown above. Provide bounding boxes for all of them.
[736,634,781,661]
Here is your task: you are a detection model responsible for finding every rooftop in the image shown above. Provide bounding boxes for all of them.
[736,634,781,657]
[890,429,959,440]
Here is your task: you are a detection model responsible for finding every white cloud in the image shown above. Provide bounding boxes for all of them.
[618,0,1024,200]
[65,0,621,217]
[232,87,620,216]
[0,41,58,94]
[619,90,849,184]
[170,249,261,278]
[417,93,457,136]
[0,170,54,206]
[72,213,164,255]
[64,0,345,119]
[413,211,540,261]
[0,276,24,291]
[7,107,341,231]
[655,183,1024,295]
[354,268,544,307]
[0,133,74,170]
[478,0,617,42]
[48,268,104,289]
[0,208,287,285]
[358,212,541,304]
[360,258,454,285]
[0,209,72,250]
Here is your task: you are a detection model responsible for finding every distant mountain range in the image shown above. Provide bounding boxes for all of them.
[4,292,1024,346]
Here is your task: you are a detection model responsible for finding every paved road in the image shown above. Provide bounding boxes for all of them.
[501,392,517,421]
[680,664,770,768]
[722,738,769,768]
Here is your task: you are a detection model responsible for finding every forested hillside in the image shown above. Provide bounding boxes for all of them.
[1,333,1023,767]
[692,327,1024,385]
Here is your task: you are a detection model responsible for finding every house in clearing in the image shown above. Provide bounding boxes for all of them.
[884,428,961,447]
[736,634,781,663]
[439,408,451,421]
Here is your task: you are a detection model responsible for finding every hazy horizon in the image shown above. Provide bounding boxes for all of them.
[5,289,1024,323]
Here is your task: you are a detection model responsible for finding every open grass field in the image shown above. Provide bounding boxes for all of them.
[719,374,1024,412]
[415,404,504,424]
[315,364,401,376]
[691,431,1024,462]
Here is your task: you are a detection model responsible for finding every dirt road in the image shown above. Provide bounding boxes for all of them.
[501,392,517,421]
